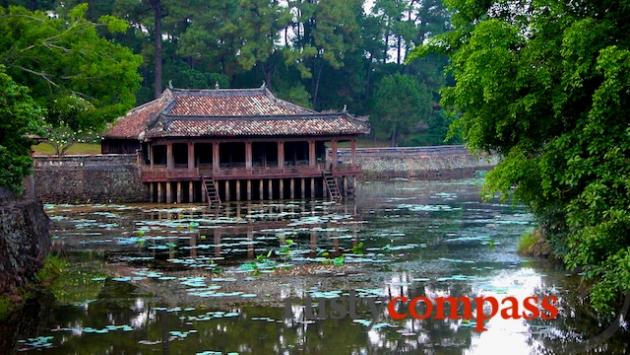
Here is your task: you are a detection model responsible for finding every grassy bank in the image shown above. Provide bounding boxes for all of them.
[32,143,101,156]
[0,255,106,320]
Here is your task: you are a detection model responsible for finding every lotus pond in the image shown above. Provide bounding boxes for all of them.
[1,179,628,354]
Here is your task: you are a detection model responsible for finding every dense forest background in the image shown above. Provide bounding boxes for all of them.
[2,0,453,147]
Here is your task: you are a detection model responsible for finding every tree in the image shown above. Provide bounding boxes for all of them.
[0,65,44,193]
[0,4,142,130]
[372,73,431,146]
[409,0,630,312]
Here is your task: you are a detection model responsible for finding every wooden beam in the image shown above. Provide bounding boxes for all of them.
[212,142,220,173]
[166,143,174,170]
[351,139,357,166]
[188,142,195,170]
[245,142,252,170]
[308,140,316,167]
[278,141,284,168]
[331,140,338,168]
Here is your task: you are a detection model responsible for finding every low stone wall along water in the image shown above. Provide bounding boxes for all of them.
[33,154,146,203]
[337,145,497,180]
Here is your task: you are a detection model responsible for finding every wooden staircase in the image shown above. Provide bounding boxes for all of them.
[323,172,342,201]
[202,176,221,206]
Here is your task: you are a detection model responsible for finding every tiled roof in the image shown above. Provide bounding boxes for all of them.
[168,88,314,116]
[104,90,173,139]
[146,114,370,138]
[105,87,369,139]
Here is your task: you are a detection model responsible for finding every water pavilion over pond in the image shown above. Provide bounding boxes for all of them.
[102,85,370,204]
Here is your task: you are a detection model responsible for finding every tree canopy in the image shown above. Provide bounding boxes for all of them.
[410,0,630,312]
[3,0,452,146]
[0,4,142,130]
[0,65,44,193]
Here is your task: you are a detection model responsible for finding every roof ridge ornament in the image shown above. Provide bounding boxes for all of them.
[342,104,347,113]
[168,80,173,89]
[260,81,266,89]
[215,81,220,89]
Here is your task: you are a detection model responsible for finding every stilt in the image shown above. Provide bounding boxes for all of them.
[268,179,273,200]
[310,178,315,199]
[301,178,305,199]
[201,182,206,203]
[166,182,172,203]
[290,179,295,199]
[225,180,230,201]
[259,179,264,200]
[279,179,284,199]
[343,176,348,197]
[149,183,154,202]
[247,180,252,201]
[236,180,241,201]
[177,182,182,203]
[322,178,326,199]
[157,182,162,203]
[189,181,194,203]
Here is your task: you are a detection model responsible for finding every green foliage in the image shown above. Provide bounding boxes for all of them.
[411,0,630,313]
[372,73,432,146]
[36,255,106,304]
[0,4,142,130]
[4,0,451,144]
[0,66,44,193]
[517,231,537,255]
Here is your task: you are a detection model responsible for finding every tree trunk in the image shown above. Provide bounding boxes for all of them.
[397,34,402,65]
[151,0,162,99]
[390,125,398,147]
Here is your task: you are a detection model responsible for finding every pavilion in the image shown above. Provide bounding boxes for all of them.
[101,85,369,204]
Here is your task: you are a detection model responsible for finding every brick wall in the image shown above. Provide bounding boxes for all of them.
[336,145,497,180]
[33,154,146,203]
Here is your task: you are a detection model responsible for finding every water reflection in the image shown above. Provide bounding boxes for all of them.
[2,180,628,354]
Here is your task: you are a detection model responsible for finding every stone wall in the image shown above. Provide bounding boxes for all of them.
[33,154,146,203]
[0,190,50,296]
[336,145,497,180]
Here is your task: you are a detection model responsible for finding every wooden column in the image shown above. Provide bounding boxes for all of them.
[279,179,284,199]
[188,142,195,170]
[310,178,315,199]
[166,182,172,203]
[201,183,206,202]
[259,180,264,200]
[331,140,338,168]
[245,142,252,170]
[308,140,316,167]
[290,179,295,199]
[268,179,273,200]
[149,183,154,202]
[157,182,162,203]
[301,178,305,198]
[177,182,182,203]
[189,181,194,203]
[351,139,357,166]
[343,176,348,197]
[149,144,154,168]
[322,178,327,199]
[212,142,220,173]
[225,180,230,201]
[166,143,174,170]
[247,180,252,200]
[278,141,284,168]
[236,180,241,201]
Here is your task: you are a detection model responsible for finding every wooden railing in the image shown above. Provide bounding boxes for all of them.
[140,162,360,182]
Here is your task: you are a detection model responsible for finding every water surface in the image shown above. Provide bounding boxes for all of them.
[1,179,628,354]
